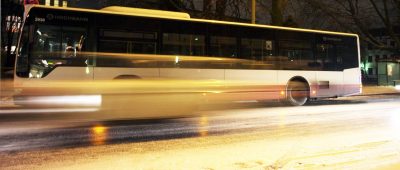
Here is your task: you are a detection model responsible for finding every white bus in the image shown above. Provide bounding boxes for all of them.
[14,5,361,106]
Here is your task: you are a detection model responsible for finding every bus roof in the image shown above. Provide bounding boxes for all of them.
[25,5,358,37]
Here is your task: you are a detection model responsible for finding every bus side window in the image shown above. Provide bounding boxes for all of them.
[210,36,237,58]
[316,44,338,71]
[162,33,205,56]
[240,39,276,69]
[279,41,313,70]
[97,29,157,54]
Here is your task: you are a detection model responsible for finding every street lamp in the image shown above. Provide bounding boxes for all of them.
[251,0,256,24]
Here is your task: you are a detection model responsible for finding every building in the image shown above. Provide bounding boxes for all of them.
[362,27,400,86]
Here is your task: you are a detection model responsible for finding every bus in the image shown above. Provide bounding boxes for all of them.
[14,5,361,106]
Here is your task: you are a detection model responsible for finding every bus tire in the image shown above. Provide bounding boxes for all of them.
[286,80,309,106]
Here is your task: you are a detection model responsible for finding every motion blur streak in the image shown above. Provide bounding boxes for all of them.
[14,95,102,107]
[9,79,286,120]
[0,108,99,114]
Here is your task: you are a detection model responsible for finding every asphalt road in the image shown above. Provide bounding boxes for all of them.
[1,94,400,169]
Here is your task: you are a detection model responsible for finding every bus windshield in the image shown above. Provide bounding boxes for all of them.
[17,22,88,78]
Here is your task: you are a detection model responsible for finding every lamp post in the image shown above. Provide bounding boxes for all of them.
[251,0,256,24]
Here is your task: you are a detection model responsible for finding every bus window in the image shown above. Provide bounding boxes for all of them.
[279,41,314,70]
[98,40,128,53]
[98,30,157,54]
[241,39,264,60]
[131,41,156,54]
[28,24,88,78]
[316,44,338,71]
[240,39,276,69]
[339,38,358,69]
[162,33,205,56]
[210,36,237,58]
[61,27,86,59]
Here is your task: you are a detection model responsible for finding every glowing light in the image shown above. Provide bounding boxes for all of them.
[175,56,179,64]
[93,125,106,134]
[86,67,90,74]
[312,90,316,94]
[395,85,400,91]
[280,91,285,95]
[36,30,42,35]
[91,125,108,145]
[41,60,48,66]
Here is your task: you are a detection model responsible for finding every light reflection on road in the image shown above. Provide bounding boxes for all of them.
[91,125,108,146]
[0,96,400,169]
[198,115,209,137]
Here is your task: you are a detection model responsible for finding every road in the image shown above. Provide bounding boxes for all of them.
[1,94,400,169]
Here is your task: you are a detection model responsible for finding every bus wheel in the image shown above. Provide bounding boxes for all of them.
[286,81,309,106]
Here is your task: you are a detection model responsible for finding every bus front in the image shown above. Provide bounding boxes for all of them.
[15,5,92,87]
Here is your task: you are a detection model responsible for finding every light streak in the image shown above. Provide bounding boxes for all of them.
[16,95,102,107]
[0,108,99,114]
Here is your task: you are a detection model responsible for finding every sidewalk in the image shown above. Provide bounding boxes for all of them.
[361,85,399,96]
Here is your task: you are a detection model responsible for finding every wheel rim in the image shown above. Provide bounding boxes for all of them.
[287,82,309,106]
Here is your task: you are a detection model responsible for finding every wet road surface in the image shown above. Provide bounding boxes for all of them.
[1,94,400,169]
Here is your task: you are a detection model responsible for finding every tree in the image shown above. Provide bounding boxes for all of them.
[271,0,287,26]
[169,0,251,21]
[303,0,400,50]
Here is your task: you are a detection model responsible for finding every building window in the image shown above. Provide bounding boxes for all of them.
[368,55,373,62]
[375,55,380,60]
[368,67,374,75]
[390,41,395,47]
[383,54,387,59]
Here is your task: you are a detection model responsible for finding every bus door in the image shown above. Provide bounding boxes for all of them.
[94,29,159,80]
